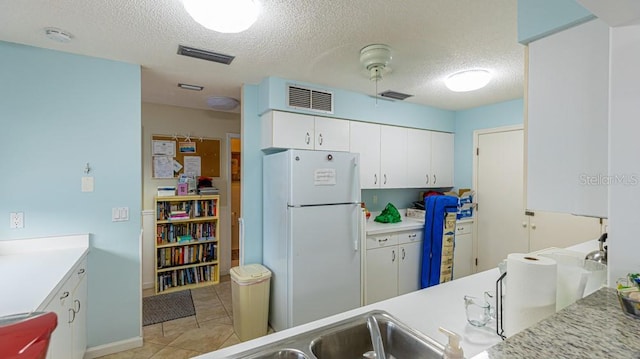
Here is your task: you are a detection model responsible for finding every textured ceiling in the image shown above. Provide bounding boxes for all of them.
[0,0,524,112]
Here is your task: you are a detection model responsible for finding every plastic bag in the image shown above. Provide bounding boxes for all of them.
[374,203,402,223]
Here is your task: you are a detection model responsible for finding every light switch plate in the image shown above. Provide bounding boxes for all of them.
[82,176,94,192]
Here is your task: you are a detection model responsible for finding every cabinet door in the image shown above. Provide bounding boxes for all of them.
[407,129,432,188]
[365,246,398,304]
[430,131,454,187]
[315,117,350,151]
[263,111,315,150]
[44,280,73,359]
[380,125,408,188]
[71,270,87,359]
[350,121,381,188]
[398,241,422,295]
[527,19,609,217]
[453,222,473,279]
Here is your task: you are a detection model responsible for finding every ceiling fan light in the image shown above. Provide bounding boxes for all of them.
[182,0,259,34]
[445,69,492,92]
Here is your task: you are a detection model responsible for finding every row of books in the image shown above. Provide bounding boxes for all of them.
[156,199,217,220]
[157,243,218,268]
[156,222,216,245]
[157,265,216,292]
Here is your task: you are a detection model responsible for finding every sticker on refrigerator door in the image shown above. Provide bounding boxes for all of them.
[314,168,337,185]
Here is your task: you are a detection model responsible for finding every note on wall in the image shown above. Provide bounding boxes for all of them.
[153,156,174,178]
[184,156,201,177]
[152,140,176,156]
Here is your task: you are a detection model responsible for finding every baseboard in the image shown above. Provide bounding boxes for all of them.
[83,336,143,359]
[143,281,155,289]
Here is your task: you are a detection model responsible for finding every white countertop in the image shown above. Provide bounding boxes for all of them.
[366,210,474,236]
[0,235,89,317]
[197,238,599,359]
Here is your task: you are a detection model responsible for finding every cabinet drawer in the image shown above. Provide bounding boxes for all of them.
[397,230,422,245]
[366,234,398,249]
[455,223,472,235]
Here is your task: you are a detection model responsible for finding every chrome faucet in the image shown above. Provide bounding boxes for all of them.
[366,315,386,359]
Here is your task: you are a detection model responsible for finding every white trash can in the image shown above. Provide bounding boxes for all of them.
[230,264,272,341]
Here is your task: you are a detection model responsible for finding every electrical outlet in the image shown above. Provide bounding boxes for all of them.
[373,195,378,204]
[10,212,24,229]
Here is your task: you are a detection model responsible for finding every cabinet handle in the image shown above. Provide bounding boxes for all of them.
[305,132,310,145]
[433,174,437,184]
[68,308,76,324]
[74,299,81,313]
[392,249,396,262]
[60,291,70,300]
[409,234,417,238]
[378,238,388,243]
[78,268,85,276]
[457,227,463,232]
[374,174,377,185]
[318,133,323,146]
[426,174,429,184]
[384,174,387,185]
[402,247,406,260]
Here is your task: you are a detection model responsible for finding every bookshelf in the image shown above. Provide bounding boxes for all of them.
[155,195,220,294]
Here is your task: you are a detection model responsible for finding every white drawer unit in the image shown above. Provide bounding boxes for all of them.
[365,229,423,304]
[453,220,474,280]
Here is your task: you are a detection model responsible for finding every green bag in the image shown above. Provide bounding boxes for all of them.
[374,203,402,223]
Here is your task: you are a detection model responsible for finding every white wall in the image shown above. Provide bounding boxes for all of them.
[141,102,240,286]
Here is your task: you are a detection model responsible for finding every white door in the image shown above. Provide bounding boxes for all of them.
[475,128,527,271]
[398,241,422,295]
[350,121,381,188]
[407,128,432,188]
[315,117,350,152]
[380,125,408,188]
[431,132,454,187]
[365,246,398,304]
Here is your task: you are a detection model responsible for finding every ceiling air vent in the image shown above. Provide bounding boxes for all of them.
[177,45,235,65]
[379,90,413,101]
[287,85,334,114]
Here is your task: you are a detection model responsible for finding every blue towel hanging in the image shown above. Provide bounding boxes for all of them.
[421,195,459,288]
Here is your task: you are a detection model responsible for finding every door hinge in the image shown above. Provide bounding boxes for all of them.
[476,147,479,156]
[525,210,535,216]
[475,258,478,266]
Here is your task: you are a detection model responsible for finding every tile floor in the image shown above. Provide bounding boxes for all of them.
[97,275,259,359]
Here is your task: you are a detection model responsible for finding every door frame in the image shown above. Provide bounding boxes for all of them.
[226,133,241,270]
[471,124,523,273]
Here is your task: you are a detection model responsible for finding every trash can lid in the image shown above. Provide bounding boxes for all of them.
[230,264,272,284]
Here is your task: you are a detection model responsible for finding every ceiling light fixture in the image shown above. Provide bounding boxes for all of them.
[44,27,73,43]
[445,69,492,92]
[181,0,259,34]
[178,83,204,91]
[207,96,240,111]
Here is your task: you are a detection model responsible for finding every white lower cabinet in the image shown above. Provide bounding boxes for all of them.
[453,221,474,280]
[45,257,88,359]
[365,230,423,305]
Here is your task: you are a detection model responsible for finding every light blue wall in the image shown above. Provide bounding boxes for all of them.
[518,0,594,43]
[454,99,524,189]
[0,41,142,348]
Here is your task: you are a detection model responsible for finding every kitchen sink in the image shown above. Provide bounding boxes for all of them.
[224,310,444,359]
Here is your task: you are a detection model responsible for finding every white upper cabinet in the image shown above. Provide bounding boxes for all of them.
[407,128,432,188]
[430,132,454,187]
[314,116,350,151]
[350,121,381,188]
[380,125,408,188]
[261,111,350,151]
[527,19,609,217]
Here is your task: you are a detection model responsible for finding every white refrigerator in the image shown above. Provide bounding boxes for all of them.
[263,149,362,331]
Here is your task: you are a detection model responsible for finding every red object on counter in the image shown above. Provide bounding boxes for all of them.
[0,312,57,359]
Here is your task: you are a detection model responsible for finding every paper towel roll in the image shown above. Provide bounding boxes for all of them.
[504,253,557,337]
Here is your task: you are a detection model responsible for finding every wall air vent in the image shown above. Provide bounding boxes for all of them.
[379,90,413,101]
[287,85,333,114]
[177,45,235,65]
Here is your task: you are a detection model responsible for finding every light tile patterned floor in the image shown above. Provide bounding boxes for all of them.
[97,275,259,359]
